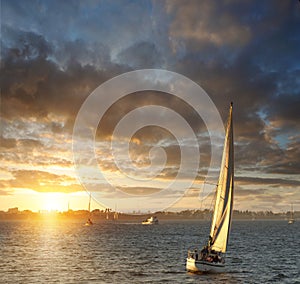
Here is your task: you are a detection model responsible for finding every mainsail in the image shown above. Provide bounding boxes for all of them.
[209,103,234,253]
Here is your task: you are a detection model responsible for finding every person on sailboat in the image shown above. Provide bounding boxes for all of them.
[194,249,198,260]
[208,235,213,247]
[200,245,208,258]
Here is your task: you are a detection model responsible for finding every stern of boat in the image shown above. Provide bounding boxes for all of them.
[186,257,198,272]
[186,258,225,273]
[186,250,225,273]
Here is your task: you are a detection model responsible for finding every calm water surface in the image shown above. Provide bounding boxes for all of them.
[0,220,299,283]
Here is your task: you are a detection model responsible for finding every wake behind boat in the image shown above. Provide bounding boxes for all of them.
[142,216,158,225]
[186,102,234,273]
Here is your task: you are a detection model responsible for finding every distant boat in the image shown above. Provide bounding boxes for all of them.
[113,211,119,220]
[85,193,93,226]
[113,204,119,221]
[288,204,295,224]
[142,216,158,225]
[186,103,234,273]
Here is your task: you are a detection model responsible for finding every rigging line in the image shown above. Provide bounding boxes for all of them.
[209,185,217,212]
[203,181,218,186]
[200,180,218,212]
[199,181,217,210]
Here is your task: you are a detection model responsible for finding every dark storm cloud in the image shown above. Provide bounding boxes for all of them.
[1,0,300,207]
[266,92,300,130]
[262,136,300,175]
[116,41,163,68]
[166,1,300,177]
[1,25,53,60]
[167,1,299,114]
[1,27,114,123]
[166,0,252,48]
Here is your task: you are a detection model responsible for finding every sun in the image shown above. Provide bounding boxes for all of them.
[42,193,65,212]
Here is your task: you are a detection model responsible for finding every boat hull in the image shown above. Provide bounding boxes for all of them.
[142,216,158,225]
[142,221,158,225]
[186,257,225,273]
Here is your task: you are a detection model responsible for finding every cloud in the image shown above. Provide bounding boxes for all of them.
[1,0,300,210]
[166,1,252,48]
[0,136,17,149]
[235,188,268,197]
[267,93,300,131]
[5,170,82,193]
[116,41,163,68]
[17,139,44,148]
[262,135,300,175]
[236,176,300,187]
[0,187,13,196]
[1,25,123,123]
[116,186,162,196]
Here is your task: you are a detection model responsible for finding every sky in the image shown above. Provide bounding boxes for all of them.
[1,0,300,213]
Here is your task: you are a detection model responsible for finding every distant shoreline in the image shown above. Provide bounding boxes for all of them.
[0,208,297,221]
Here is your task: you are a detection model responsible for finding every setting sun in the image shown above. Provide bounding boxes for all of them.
[42,193,66,212]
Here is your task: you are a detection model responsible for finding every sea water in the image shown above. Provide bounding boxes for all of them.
[0,220,299,283]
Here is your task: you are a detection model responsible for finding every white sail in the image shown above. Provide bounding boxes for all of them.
[209,103,234,253]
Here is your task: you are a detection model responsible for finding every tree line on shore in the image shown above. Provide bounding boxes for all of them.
[0,207,297,221]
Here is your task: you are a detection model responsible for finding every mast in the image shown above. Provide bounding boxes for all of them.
[209,102,234,253]
[88,193,91,213]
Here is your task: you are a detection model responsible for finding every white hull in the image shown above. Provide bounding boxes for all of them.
[142,221,158,225]
[142,216,158,225]
[186,257,225,273]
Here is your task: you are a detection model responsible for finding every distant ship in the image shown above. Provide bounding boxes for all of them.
[186,103,234,273]
[85,193,93,226]
[288,204,295,224]
[113,211,119,220]
[142,216,158,225]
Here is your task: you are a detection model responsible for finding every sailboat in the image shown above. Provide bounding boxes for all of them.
[288,204,295,224]
[113,204,119,221]
[186,102,234,273]
[113,211,119,221]
[85,193,93,226]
